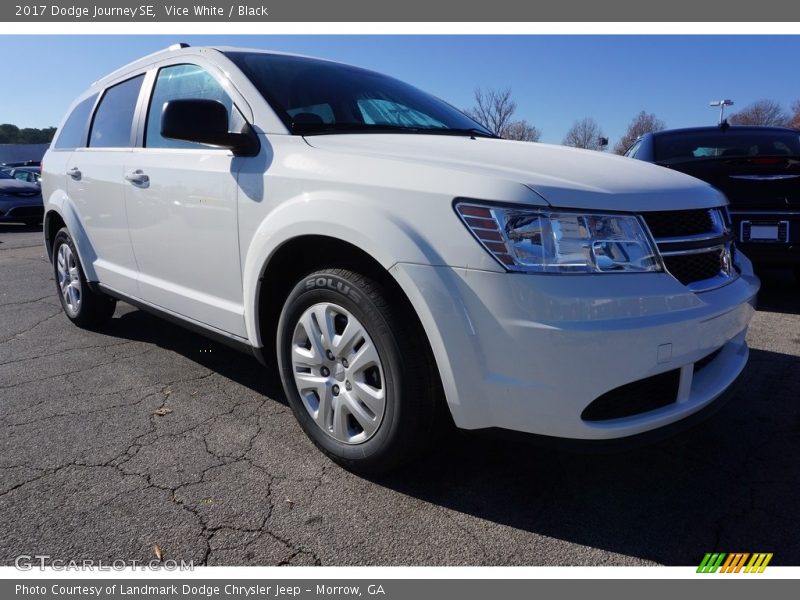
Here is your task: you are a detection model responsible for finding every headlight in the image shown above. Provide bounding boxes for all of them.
[455,201,662,274]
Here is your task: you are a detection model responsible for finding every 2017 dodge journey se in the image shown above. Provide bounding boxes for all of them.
[41,44,760,472]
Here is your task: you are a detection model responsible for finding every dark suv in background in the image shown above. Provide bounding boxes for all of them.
[627,125,800,281]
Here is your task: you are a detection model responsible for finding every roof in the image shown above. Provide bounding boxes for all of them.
[91,43,344,89]
[652,125,800,136]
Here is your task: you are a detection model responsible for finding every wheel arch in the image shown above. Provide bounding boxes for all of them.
[43,202,99,282]
[254,235,426,365]
[44,210,66,263]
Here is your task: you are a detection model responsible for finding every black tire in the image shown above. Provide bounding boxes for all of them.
[277,268,439,473]
[52,227,116,328]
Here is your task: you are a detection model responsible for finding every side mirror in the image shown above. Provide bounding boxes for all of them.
[161,99,259,156]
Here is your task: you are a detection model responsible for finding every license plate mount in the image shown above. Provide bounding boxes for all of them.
[740,220,789,243]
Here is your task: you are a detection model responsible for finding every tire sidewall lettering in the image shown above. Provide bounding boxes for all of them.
[304,275,361,304]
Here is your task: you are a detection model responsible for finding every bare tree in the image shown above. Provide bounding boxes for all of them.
[465,87,541,141]
[613,111,667,155]
[788,100,800,130]
[562,117,606,151]
[504,119,542,142]
[729,99,789,127]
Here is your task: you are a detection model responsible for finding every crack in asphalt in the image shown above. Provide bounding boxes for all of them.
[0,345,159,390]
[0,309,62,346]
[0,338,138,368]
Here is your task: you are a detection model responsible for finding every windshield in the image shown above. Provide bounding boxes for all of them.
[654,129,800,164]
[225,51,494,137]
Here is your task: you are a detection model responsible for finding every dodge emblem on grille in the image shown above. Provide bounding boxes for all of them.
[720,246,732,275]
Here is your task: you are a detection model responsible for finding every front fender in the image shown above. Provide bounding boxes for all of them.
[241,191,446,347]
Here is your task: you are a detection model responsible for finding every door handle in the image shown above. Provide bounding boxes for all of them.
[67,167,81,180]
[124,169,149,186]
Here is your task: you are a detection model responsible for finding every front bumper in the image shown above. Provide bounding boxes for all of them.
[391,255,759,440]
[0,194,44,222]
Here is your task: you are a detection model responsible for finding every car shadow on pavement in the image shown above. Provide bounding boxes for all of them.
[98,297,798,567]
[100,308,287,404]
[754,267,799,316]
[372,345,800,565]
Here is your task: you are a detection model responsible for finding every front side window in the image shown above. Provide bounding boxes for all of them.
[14,171,38,183]
[54,94,97,150]
[89,75,144,148]
[624,138,642,158]
[226,51,493,136]
[145,64,241,149]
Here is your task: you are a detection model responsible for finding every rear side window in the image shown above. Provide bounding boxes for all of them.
[145,64,240,149]
[89,75,144,148]
[654,130,800,163]
[54,95,97,150]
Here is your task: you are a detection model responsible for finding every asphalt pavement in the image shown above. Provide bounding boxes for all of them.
[1,223,798,566]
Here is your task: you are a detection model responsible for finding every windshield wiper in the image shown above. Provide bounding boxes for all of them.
[292,122,498,138]
[293,123,422,135]
[421,128,499,139]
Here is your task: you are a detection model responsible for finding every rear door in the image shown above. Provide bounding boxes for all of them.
[66,75,144,295]
[123,61,248,337]
[44,95,95,256]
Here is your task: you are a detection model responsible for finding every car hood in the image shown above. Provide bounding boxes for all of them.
[304,134,726,211]
[0,178,40,196]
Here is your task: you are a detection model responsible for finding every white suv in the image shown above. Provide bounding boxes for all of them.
[42,44,760,472]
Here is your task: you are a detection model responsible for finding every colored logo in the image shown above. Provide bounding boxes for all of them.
[697,553,773,573]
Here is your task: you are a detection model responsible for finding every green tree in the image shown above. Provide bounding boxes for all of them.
[0,123,57,144]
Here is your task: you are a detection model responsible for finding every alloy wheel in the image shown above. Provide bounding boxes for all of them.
[290,302,386,444]
[56,243,82,317]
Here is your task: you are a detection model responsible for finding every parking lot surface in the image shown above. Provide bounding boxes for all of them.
[1,223,798,566]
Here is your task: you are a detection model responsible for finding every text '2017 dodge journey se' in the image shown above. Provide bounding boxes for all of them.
[42,44,760,472]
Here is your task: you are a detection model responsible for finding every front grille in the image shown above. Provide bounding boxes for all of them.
[643,209,715,238]
[662,249,724,286]
[7,206,43,218]
[642,208,734,289]
[581,369,681,422]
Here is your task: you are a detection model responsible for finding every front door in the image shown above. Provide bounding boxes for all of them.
[124,63,246,337]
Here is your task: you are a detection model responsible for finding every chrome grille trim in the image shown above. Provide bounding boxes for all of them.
[659,243,727,257]
[642,207,738,292]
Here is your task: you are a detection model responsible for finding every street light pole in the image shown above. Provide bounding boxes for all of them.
[709,99,734,125]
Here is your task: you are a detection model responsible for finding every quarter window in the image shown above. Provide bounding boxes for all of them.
[89,75,144,148]
[146,64,241,149]
[54,94,97,149]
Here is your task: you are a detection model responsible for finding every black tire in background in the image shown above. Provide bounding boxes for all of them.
[52,227,116,328]
[277,268,440,473]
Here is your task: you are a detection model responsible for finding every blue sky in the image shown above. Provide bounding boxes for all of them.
[1,35,798,146]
